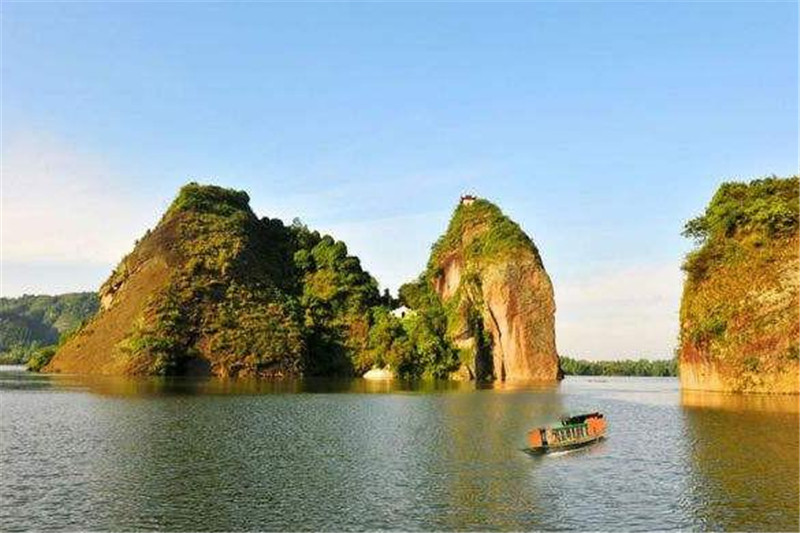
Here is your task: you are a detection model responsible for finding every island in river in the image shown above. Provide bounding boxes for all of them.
[44,184,560,382]
[37,176,800,394]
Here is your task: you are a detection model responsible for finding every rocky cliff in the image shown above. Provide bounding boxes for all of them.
[401,197,560,381]
[679,177,799,394]
[44,185,558,380]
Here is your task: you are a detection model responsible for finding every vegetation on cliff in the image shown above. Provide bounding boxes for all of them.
[682,176,799,283]
[400,197,559,381]
[293,218,459,379]
[360,285,460,378]
[428,199,543,268]
[106,184,306,376]
[0,293,98,363]
[291,221,389,375]
[26,346,58,372]
[679,176,799,393]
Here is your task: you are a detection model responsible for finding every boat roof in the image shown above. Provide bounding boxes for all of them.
[560,412,603,425]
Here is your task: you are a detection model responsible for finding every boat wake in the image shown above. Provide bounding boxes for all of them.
[521,446,580,458]
[545,448,582,457]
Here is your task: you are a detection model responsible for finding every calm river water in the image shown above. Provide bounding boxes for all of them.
[0,366,797,531]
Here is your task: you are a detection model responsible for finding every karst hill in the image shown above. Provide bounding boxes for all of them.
[399,196,560,381]
[679,176,799,393]
[46,184,383,377]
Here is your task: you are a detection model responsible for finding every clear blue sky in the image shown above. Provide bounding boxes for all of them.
[2,1,797,359]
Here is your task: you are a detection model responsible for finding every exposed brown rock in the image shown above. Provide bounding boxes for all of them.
[679,235,799,393]
[427,198,560,381]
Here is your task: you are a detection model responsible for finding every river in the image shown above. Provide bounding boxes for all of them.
[0,366,797,531]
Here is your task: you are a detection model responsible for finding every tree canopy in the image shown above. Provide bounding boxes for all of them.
[682,176,798,243]
[682,176,799,283]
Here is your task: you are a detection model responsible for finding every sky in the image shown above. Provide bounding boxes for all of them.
[1,1,797,360]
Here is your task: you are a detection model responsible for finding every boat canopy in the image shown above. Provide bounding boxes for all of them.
[560,412,603,425]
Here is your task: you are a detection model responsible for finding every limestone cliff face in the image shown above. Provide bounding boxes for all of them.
[679,177,799,394]
[426,198,559,381]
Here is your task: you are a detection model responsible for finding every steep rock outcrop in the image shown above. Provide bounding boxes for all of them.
[679,177,799,393]
[405,197,559,381]
[47,184,307,376]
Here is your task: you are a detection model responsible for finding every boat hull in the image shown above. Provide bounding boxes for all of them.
[524,435,604,455]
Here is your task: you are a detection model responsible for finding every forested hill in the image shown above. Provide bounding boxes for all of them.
[0,293,99,363]
[43,184,562,382]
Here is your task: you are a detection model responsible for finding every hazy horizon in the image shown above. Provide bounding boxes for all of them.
[2,2,797,360]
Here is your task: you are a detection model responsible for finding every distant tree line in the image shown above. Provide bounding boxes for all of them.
[560,357,677,377]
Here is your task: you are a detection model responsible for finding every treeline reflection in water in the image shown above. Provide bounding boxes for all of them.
[0,368,797,531]
[0,369,563,396]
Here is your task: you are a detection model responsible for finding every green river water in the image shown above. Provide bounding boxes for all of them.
[0,367,797,531]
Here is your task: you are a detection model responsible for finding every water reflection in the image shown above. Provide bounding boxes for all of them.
[681,391,799,531]
[682,389,799,413]
[437,386,564,530]
[4,370,564,398]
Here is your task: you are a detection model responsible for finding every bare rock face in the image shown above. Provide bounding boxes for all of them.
[427,197,560,381]
[479,261,558,380]
[679,177,799,394]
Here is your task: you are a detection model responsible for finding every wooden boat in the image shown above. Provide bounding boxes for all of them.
[525,412,606,454]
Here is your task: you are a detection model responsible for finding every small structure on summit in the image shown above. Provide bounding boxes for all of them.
[390,305,414,319]
[420,196,559,382]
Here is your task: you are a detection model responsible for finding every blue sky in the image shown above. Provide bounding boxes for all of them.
[2,2,797,359]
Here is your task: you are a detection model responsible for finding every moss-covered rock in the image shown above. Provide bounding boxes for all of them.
[679,176,799,393]
[400,197,560,381]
